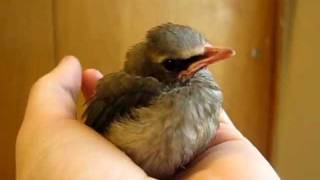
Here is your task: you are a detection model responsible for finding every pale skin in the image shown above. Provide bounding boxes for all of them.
[16,56,279,180]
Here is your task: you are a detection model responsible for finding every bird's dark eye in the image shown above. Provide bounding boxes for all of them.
[162,59,180,71]
[162,55,205,72]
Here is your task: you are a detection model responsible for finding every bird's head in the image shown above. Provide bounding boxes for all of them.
[125,23,235,84]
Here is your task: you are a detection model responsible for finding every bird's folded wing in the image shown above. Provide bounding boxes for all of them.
[83,71,162,133]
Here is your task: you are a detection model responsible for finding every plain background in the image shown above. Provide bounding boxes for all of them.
[0,0,319,179]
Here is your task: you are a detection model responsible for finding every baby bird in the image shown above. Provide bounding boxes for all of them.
[84,23,235,179]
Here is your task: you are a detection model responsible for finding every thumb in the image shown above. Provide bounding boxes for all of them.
[50,56,82,101]
[26,56,82,122]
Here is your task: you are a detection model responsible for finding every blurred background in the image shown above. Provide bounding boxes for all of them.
[0,0,319,179]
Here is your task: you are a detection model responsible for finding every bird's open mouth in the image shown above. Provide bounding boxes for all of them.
[178,45,236,79]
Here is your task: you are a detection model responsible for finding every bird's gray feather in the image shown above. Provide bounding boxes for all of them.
[147,23,206,57]
[84,72,162,133]
[106,70,222,178]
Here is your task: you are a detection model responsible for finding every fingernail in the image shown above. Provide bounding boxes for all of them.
[85,68,103,78]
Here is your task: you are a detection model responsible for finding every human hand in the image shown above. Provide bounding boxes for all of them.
[16,56,279,180]
[16,56,154,180]
[176,111,279,180]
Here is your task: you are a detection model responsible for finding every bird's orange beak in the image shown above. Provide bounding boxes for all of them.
[179,45,236,79]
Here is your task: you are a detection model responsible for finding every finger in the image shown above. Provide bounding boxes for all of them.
[209,109,244,146]
[218,109,235,127]
[82,69,103,100]
[210,122,244,146]
[183,111,245,174]
[50,56,82,101]
[26,56,82,122]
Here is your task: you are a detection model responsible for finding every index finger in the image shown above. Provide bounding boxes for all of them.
[209,109,244,146]
[82,69,103,100]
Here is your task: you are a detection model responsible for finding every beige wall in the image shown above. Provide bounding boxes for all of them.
[272,0,320,179]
